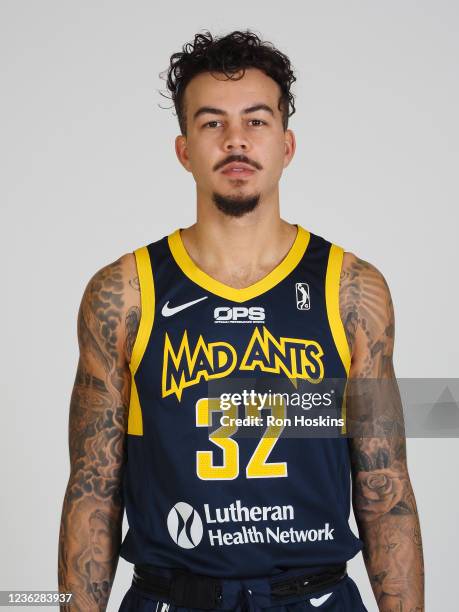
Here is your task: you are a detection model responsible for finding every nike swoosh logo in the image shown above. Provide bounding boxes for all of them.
[310,593,332,607]
[161,296,208,317]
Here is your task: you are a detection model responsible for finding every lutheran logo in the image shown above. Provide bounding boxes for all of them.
[166,502,203,549]
[166,500,335,549]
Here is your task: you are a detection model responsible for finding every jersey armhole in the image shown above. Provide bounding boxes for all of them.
[129,246,155,376]
[325,244,351,376]
[128,246,155,437]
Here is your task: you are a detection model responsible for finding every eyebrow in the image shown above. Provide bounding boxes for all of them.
[193,103,274,121]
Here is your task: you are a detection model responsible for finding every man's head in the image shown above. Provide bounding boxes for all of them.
[88,509,115,563]
[162,30,297,218]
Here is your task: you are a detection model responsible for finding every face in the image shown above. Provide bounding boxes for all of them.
[89,516,112,563]
[175,67,295,217]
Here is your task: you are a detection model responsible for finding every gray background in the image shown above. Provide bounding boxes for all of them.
[1,1,458,610]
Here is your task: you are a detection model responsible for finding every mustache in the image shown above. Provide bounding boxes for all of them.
[215,155,262,171]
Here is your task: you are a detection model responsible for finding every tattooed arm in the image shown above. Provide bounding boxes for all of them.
[58,253,140,611]
[340,253,424,612]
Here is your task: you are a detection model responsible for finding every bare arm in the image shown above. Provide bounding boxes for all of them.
[340,253,425,611]
[58,253,140,611]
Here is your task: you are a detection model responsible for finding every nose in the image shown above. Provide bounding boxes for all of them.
[222,124,250,152]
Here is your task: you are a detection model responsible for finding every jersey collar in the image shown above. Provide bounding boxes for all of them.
[167,224,310,303]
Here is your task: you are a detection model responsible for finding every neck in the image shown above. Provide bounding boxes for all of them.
[180,205,298,289]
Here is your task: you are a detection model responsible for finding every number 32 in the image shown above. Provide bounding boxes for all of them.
[195,397,288,480]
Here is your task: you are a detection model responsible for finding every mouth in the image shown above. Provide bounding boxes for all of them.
[221,163,256,178]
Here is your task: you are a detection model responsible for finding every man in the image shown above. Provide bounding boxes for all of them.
[58,30,424,611]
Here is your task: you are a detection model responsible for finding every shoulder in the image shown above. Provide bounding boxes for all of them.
[78,252,140,366]
[341,251,390,287]
[339,251,395,374]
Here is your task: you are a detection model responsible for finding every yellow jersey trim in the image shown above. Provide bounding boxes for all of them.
[128,246,155,436]
[128,377,143,436]
[167,225,311,303]
[129,246,155,375]
[325,244,351,376]
[325,244,351,435]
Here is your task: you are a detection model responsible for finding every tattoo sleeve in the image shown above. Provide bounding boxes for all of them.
[341,254,425,611]
[58,255,139,611]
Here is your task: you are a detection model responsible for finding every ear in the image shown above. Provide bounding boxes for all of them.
[175,134,191,172]
[283,129,296,168]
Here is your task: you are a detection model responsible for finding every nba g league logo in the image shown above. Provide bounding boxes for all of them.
[296,283,310,310]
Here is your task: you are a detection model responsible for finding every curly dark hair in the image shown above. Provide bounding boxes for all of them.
[160,30,297,135]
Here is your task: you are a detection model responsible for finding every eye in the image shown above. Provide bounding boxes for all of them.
[203,120,222,128]
[249,119,267,126]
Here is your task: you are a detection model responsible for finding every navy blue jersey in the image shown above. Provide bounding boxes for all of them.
[119,224,364,578]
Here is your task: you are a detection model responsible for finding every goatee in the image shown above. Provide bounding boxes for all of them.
[212,191,261,218]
